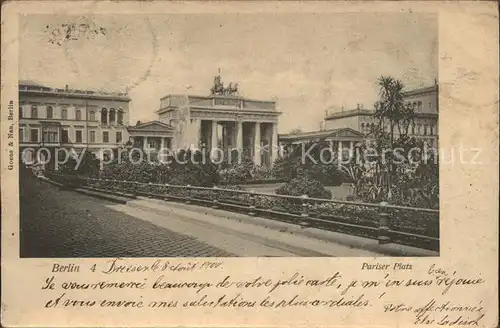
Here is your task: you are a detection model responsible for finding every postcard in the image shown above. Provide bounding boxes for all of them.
[1,1,498,327]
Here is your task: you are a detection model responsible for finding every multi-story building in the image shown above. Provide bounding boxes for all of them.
[323,83,439,147]
[279,83,439,151]
[19,80,131,161]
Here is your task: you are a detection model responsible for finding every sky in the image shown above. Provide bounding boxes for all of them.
[19,13,437,133]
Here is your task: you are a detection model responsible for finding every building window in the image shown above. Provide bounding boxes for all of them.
[417,124,421,135]
[62,108,68,120]
[19,106,23,118]
[101,108,108,124]
[31,105,38,118]
[423,125,428,135]
[411,124,415,135]
[116,131,122,143]
[430,125,434,136]
[30,129,39,142]
[90,131,96,143]
[46,106,53,119]
[117,109,124,125]
[102,131,109,143]
[89,110,96,121]
[61,129,69,143]
[19,128,24,142]
[109,108,116,124]
[429,102,432,109]
[76,109,82,121]
[43,130,58,143]
[75,130,82,143]
[417,101,422,112]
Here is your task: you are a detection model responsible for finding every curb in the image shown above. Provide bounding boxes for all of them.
[135,197,438,257]
[41,178,129,204]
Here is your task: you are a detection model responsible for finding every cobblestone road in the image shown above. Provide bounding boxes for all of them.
[20,173,235,258]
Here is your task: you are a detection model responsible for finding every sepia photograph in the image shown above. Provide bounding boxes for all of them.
[2,2,498,327]
[17,13,440,258]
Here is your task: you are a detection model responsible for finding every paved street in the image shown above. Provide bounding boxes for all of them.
[20,173,234,257]
[20,172,435,258]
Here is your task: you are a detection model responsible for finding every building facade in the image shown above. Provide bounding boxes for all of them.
[323,84,439,147]
[127,120,175,152]
[125,74,282,167]
[278,128,365,160]
[156,98,281,166]
[19,80,131,161]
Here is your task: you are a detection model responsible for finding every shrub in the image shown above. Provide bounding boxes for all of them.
[57,149,100,176]
[272,140,343,186]
[276,177,332,199]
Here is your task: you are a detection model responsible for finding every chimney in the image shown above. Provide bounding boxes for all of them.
[65,84,69,91]
[356,103,360,109]
[360,103,364,109]
[136,120,141,126]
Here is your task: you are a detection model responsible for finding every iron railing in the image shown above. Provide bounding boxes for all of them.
[46,173,440,251]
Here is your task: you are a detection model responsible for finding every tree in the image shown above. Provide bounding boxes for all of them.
[373,76,411,199]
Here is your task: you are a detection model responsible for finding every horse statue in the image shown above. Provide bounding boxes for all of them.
[224,82,239,96]
[210,75,224,95]
[210,73,239,96]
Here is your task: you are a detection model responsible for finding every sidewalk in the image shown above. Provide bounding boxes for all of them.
[109,197,437,257]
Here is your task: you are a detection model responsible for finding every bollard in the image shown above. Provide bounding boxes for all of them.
[248,190,256,216]
[378,201,391,244]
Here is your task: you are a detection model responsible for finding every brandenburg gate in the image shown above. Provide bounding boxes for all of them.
[156,75,282,167]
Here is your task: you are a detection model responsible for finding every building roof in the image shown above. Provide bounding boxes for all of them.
[127,120,174,132]
[325,108,374,120]
[279,127,364,141]
[403,84,438,97]
[19,81,131,101]
[160,93,276,104]
[157,94,277,114]
[324,83,438,120]
[19,80,48,88]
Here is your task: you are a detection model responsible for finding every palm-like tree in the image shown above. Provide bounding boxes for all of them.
[373,76,406,140]
[372,76,408,200]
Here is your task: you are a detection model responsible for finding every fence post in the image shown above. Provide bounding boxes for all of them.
[147,182,153,198]
[133,181,139,197]
[378,201,391,244]
[186,185,192,204]
[300,195,309,217]
[163,183,170,201]
[212,186,219,209]
[299,195,310,227]
[248,190,256,216]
